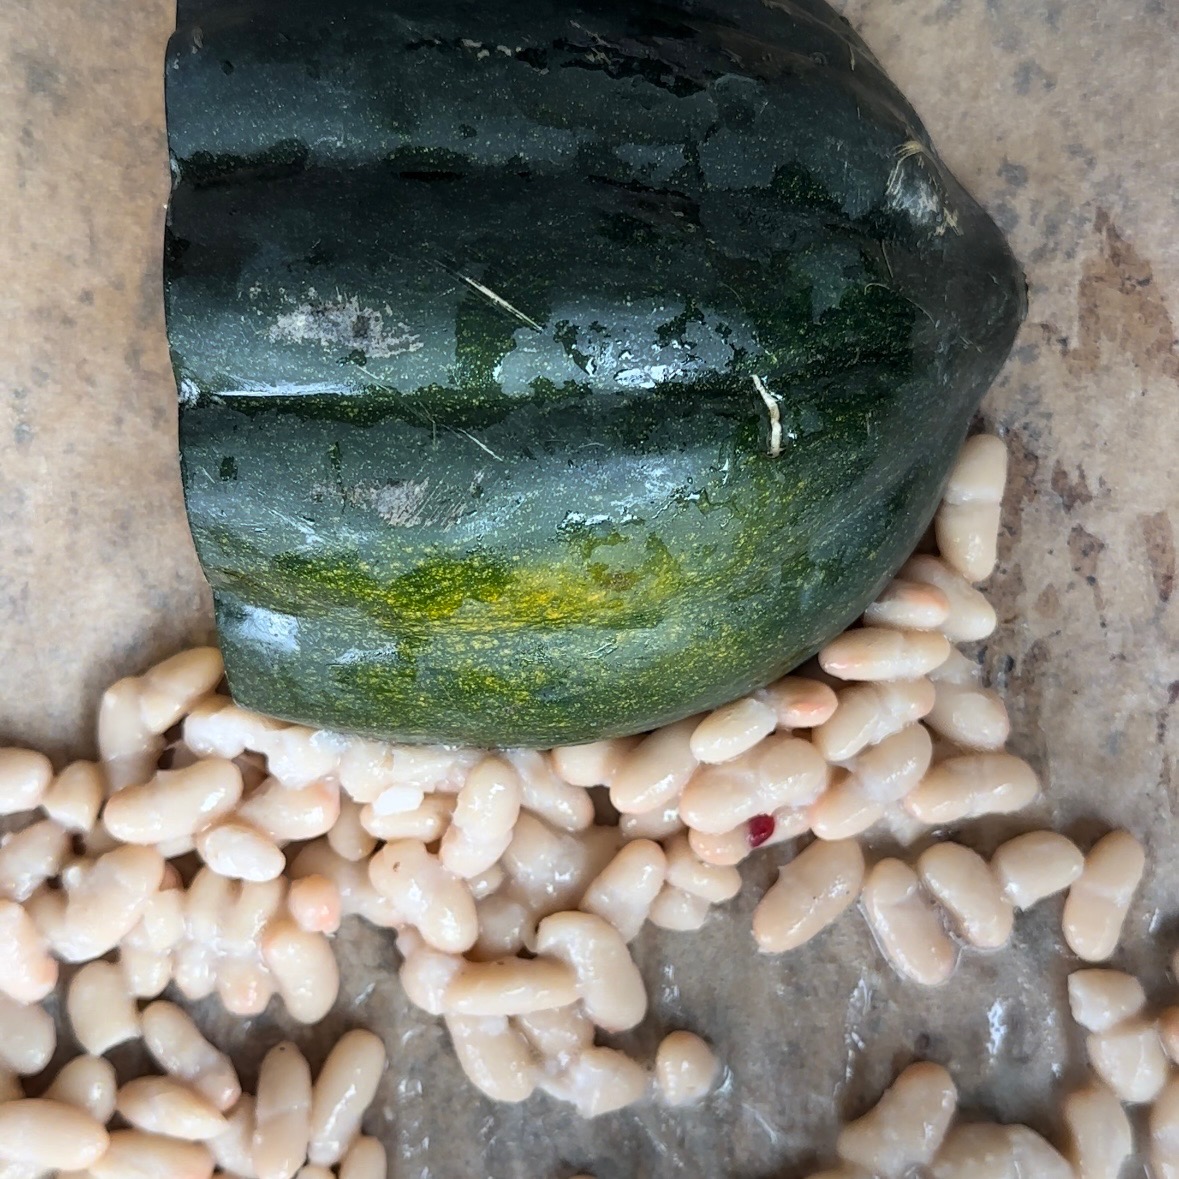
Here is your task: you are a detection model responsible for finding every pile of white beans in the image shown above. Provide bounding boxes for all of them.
[0,433,1165,1176]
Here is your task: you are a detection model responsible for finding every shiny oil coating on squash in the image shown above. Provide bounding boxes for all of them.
[164,0,1024,745]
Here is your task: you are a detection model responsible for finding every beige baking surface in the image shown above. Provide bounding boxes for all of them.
[1,1,1176,1175]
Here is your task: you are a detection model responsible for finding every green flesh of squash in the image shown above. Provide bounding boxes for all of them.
[164,0,1025,746]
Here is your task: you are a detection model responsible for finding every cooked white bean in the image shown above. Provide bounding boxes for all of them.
[445,1015,537,1104]
[333,738,398,802]
[0,750,52,817]
[648,885,711,931]
[440,756,523,878]
[808,775,884,841]
[926,682,1009,750]
[237,778,340,843]
[253,1042,312,1179]
[472,894,534,959]
[117,1077,228,1141]
[901,556,997,642]
[989,831,1084,909]
[289,842,398,928]
[813,680,936,763]
[579,839,667,941]
[327,797,377,862]
[862,860,957,986]
[0,821,69,903]
[287,874,342,935]
[679,736,826,835]
[1159,1007,1179,1064]
[501,815,617,919]
[45,1055,118,1124]
[0,1099,109,1170]
[690,697,777,764]
[0,900,56,1003]
[307,1030,386,1167]
[195,821,285,882]
[663,832,741,903]
[208,1093,256,1178]
[0,993,54,1075]
[758,677,838,729]
[688,824,751,867]
[141,1001,241,1111]
[933,1123,1070,1179]
[753,839,865,953]
[103,759,242,845]
[67,961,139,1053]
[515,1004,594,1065]
[535,911,647,1032]
[443,956,579,1016]
[542,1046,647,1117]
[41,760,104,833]
[296,1167,335,1179]
[654,1031,719,1106]
[359,794,454,842]
[904,754,1038,825]
[619,802,685,842]
[261,919,339,1024]
[916,843,1013,949]
[138,648,224,733]
[550,738,638,787]
[1151,1076,1179,1179]
[1066,969,1146,1033]
[1086,1017,1168,1103]
[398,937,464,1016]
[943,434,1007,505]
[836,1062,957,1177]
[97,678,164,790]
[253,726,341,791]
[864,579,951,631]
[1062,1081,1133,1179]
[119,944,173,1000]
[507,750,593,832]
[182,697,272,759]
[936,500,1002,583]
[819,628,950,682]
[609,717,699,815]
[369,839,477,953]
[339,1136,386,1179]
[88,1130,214,1179]
[1062,831,1144,962]
[847,724,933,804]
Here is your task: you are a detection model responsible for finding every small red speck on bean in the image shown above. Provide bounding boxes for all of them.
[748,814,775,848]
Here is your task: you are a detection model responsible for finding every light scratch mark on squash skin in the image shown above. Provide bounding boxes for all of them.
[455,272,545,333]
[753,374,782,458]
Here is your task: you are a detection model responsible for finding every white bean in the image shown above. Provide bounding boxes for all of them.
[195,821,285,882]
[690,698,777,764]
[327,797,377,862]
[654,1031,719,1106]
[819,629,950,682]
[1062,831,1144,962]
[103,759,242,845]
[369,840,477,953]
[1062,1082,1133,1179]
[901,556,997,642]
[45,1055,118,1124]
[863,579,951,631]
[808,775,884,841]
[208,1093,256,1178]
[41,760,104,833]
[501,815,615,919]
[515,1004,594,1066]
[253,1042,312,1179]
[944,434,1007,505]
[609,717,699,814]
[1159,1007,1179,1065]
[307,1030,386,1167]
[862,860,957,986]
[358,794,454,842]
[813,680,936,763]
[507,750,593,832]
[443,956,579,1017]
[936,500,1002,583]
[339,1136,386,1179]
[440,756,523,879]
[0,750,52,817]
[916,843,1013,949]
[933,1123,1070,1179]
[0,900,57,1003]
[0,1099,109,1171]
[753,839,865,953]
[663,832,741,903]
[398,939,465,1016]
[1151,1076,1179,1179]
[472,894,534,960]
[925,682,1009,751]
[237,778,340,843]
[117,1076,228,1141]
[182,697,275,760]
[579,839,667,941]
[550,738,638,787]
[138,648,225,734]
[648,885,711,931]
[847,724,933,804]
[261,919,339,1024]
[0,994,53,1076]
[253,727,341,791]
[758,677,838,729]
[535,911,647,1032]
[141,1001,241,1111]
[88,1130,214,1179]
[97,678,163,790]
[290,842,398,928]
[542,1046,647,1117]
[445,1015,537,1104]
[296,1167,335,1179]
[619,802,685,842]
[1086,1017,1168,1103]
[688,825,751,867]
[904,754,1038,825]
[0,821,69,903]
[990,831,1084,909]
[836,1062,957,1177]
[67,961,140,1053]
[287,874,342,935]
[1066,969,1146,1033]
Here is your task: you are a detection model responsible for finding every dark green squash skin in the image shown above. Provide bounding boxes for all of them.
[164,0,1025,746]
